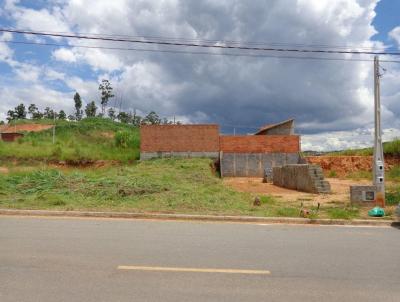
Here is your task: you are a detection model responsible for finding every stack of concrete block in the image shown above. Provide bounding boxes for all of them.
[273,164,331,194]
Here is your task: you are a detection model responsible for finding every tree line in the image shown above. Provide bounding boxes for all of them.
[2,80,180,126]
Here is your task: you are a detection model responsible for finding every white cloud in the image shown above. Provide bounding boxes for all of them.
[0,82,74,120]
[302,127,400,151]
[12,7,69,34]
[389,26,400,46]
[2,0,400,151]
[0,33,14,63]
[52,48,77,63]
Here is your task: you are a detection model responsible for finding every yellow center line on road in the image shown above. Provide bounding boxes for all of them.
[117,265,271,275]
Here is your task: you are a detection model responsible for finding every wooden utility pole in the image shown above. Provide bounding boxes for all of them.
[373,56,385,207]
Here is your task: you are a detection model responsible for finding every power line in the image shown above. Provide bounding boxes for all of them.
[2,28,400,56]
[1,28,392,51]
[2,40,400,63]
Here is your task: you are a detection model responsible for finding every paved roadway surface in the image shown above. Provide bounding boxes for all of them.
[0,216,399,302]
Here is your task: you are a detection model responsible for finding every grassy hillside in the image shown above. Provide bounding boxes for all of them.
[0,159,256,215]
[326,139,400,156]
[0,118,140,161]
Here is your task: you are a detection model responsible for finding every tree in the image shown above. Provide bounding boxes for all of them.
[6,110,16,123]
[85,101,97,117]
[117,111,131,124]
[98,79,114,115]
[132,115,142,126]
[73,92,83,121]
[43,107,56,119]
[143,111,161,125]
[28,104,38,119]
[14,103,27,119]
[162,118,173,125]
[108,107,116,121]
[28,104,43,119]
[58,110,67,120]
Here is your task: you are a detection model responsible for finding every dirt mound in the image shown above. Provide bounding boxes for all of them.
[0,124,53,133]
[306,156,400,176]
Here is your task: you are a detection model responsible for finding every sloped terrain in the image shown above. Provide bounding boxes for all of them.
[0,118,140,162]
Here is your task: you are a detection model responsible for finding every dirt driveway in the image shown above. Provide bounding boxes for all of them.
[223,177,372,206]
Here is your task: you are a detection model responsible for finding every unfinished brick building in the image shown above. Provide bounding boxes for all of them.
[220,119,300,177]
[140,120,301,177]
[140,120,330,193]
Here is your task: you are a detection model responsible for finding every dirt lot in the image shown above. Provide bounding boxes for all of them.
[223,177,371,206]
[0,124,53,133]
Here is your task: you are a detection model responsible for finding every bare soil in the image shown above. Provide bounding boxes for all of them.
[0,124,53,133]
[223,177,371,206]
[306,156,400,176]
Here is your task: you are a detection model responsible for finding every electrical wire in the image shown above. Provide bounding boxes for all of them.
[1,28,394,51]
[1,28,400,56]
[2,40,400,63]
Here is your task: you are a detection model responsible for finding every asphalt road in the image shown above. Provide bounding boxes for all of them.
[0,216,399,302]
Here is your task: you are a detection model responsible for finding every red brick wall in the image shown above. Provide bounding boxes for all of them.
[140,125,220,152]
[220,135,300,153]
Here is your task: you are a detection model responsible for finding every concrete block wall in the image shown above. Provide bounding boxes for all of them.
[220,152,300,177]
[220,135,300,153]
[273,164,331,194]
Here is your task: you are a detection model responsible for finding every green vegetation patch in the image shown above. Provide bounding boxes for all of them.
[327,139,400,157]
[386,186,400,206]
[0,118,140,161]
[0,159,259,215]
[327,207,360,220]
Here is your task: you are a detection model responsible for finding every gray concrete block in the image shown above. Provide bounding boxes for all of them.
[140,151,219,160]
[273,164,330,194]
[221,153,235,177]
[234,154,248,177]
[248,154,262,177]
[350,185,377,205]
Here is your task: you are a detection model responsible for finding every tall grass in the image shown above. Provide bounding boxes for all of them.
[384,139,400,156]
[0,159,257,214]
[328,139,400,157]
[0,118,140,161]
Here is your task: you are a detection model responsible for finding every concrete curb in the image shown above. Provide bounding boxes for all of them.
[0,209,398,227]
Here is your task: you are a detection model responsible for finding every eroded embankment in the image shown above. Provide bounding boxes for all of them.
[306,155,400,176]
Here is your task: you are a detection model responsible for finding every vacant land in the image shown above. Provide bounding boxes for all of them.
[1,119,399,220]
[0,158,397,220]
[0,118,140,161]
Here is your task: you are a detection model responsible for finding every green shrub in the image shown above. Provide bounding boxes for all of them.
[115,130,140,149]
[386,186,400,206]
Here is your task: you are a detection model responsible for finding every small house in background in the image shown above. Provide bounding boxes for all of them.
[0,123,53,142]
[0,132,24,142]
[254,119,295,135]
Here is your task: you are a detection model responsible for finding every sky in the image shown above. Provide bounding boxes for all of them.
[0,0,400,151]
